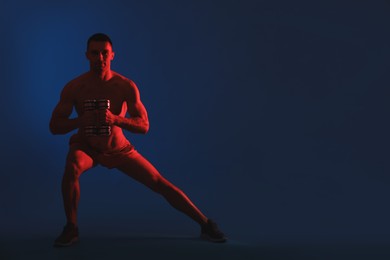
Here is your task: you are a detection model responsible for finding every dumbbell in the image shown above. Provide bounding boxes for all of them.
[83,99,112,136]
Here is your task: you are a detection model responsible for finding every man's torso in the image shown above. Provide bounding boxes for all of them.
[70,71,132,152]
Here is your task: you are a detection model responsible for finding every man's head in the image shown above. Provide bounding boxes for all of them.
[86,33,115,74]
[87,33,113,50]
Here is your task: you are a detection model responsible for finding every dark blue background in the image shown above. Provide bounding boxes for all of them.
[1,0,390,244]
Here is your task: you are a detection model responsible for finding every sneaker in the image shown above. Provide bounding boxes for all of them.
[201,219,227,243]
[54,223,79,247]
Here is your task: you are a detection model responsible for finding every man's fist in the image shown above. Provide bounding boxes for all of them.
[98,109,117,125]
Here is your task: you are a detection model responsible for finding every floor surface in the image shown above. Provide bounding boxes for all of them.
[2,234,390,260]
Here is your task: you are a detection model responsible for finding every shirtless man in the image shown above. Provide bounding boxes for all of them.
[49,33,226,246]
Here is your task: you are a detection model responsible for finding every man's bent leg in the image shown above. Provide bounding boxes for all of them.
[62,146,95,226]
[117,152,208,226]
[55,145,95,247]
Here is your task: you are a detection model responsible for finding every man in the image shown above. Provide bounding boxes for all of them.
[49,33,226,246]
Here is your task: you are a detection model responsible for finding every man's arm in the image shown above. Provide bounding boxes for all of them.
[103,80,149,134]
[49,84,81,135]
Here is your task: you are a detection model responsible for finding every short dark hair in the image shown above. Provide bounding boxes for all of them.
[87,33,113,50]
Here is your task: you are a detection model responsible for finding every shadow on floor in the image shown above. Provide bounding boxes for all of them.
[1,234,390,260]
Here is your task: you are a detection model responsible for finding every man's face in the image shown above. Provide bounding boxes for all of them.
[86,41,115,73]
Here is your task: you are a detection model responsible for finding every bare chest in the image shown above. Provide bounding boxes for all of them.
[74,82,126,115]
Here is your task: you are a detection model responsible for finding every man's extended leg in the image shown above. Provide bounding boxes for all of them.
[54,145,95,247]
[117,151,226,242]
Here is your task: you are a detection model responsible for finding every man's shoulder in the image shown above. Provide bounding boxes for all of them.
[62,73,89,93]
[58,73,90,99]
[111,71,137,89]
[112,71,134,83]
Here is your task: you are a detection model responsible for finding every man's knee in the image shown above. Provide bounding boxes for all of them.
[64,149,93,180]
[63,161,85,181]
[150,176,175,194]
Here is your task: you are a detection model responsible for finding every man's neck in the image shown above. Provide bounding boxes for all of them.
[90,69,113,82]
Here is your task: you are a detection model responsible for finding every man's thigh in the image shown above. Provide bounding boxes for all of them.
[116,151,162,188]
[65,143,97,174]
